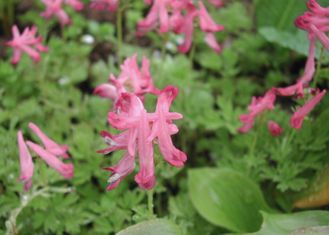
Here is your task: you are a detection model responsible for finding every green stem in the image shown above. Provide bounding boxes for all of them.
[7,0,14,27]
[116,6,123,64]
[312,47,324,88]
[189,42,196,65]
[147,189,154,217]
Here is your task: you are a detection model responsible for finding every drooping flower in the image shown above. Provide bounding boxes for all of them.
[147,86,186,167]
[6,25,48,64]
[26,141,74,179]
[17,131,34,191]
[295,0,329,51]
[28,122,69,159]
[267,121,283,137]
[99,86,185,190]
[291,89,327,129]
[94,55,160,107]
[41,0,71,26]
[90,0,119,12]
[238,89,276,133]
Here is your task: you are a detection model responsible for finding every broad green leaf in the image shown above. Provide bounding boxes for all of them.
[116,219,183,235]
[292,226,329,235]
[188,168,271,232]
[249,211,329,235]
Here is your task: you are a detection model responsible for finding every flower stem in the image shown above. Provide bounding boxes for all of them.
[312,47,324,88]
[116,6,123,65]
[189,42,196,65]
[147,189,154,216]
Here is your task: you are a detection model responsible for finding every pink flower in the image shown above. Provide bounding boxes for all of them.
[65,0,84,11]
[295,1,329,51]
[239,89,276,133]
[90,0,119,12]
[6,25,48,64]
[137,0,172,36]
[26,141,74,179]
[17,131,34,191]
[41,0,71,26]
[98,86,185,190]
[28,122,69,159]
[176,1,224,53]
[105,153,135,190]
[267,121,283,137]
[94,55,160,106]
[291,89,327,129]
[148,86,186,167]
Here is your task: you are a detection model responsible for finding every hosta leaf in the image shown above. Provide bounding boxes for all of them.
[188,168,271,232]
[116,219,183,235]
[249,211,329,235]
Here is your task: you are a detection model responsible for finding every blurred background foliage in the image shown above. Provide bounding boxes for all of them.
[1,0,329,234]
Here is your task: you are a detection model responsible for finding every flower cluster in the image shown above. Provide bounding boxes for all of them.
[17,123,73,191]
[95,55,186,190]
[239,0,328,135]
[6,25,48,65]
[41,0,84,26]
[94,54,160,107]
[137,0,225,53]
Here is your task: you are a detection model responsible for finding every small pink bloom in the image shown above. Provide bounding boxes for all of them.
[90,0,119,12]
[41,0,71,26]
[291,89,327,129]
[307,0,329,16]
[94,55,160,106]
[267,121,283,137]
[65,0,84,11]
[148,86,187,167]
[26,141,74,179]
[105,153,135,190]
[93,84,118,101]
[137,0,171,35]
[97,130,128,154]
[28,122,69,159]
[198,1,224,32]
[6,25,48,64]
[204,33,222,53]
[17,131,34,191]
[239,90,276,133]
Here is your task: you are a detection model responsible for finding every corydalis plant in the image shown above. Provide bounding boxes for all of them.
[239,0,328,134]
[90,0,119,12]
[94,55,186,190]
[17,123,73,191]
[99,87,186,190]
[137,0,225,53]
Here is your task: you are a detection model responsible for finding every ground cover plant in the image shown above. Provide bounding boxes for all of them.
[1,0,329,234]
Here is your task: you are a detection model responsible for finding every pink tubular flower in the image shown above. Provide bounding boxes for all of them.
[137,0,171,36]
[26,141,74,179]
[41,0,71,26]
[291,89,327,129]
[267,121,283,137]
[148,86,186,167]
[6,25,48,64]
[94,55,160,107]
[90,0,119,12]
[65,0,84,11]
[239,90,276,133]
[28,122,69,159]
[17,131,34,191]
[105,153,135,190]
[295,0,329,51]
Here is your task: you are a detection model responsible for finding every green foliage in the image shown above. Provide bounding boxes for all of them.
[249,211,329,235]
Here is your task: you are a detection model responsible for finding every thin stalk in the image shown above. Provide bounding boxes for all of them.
[147,189,154,217]
[189,42,196,65]
[7,0,14,27]
[116,7,123,64]
[312,47,324,88]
